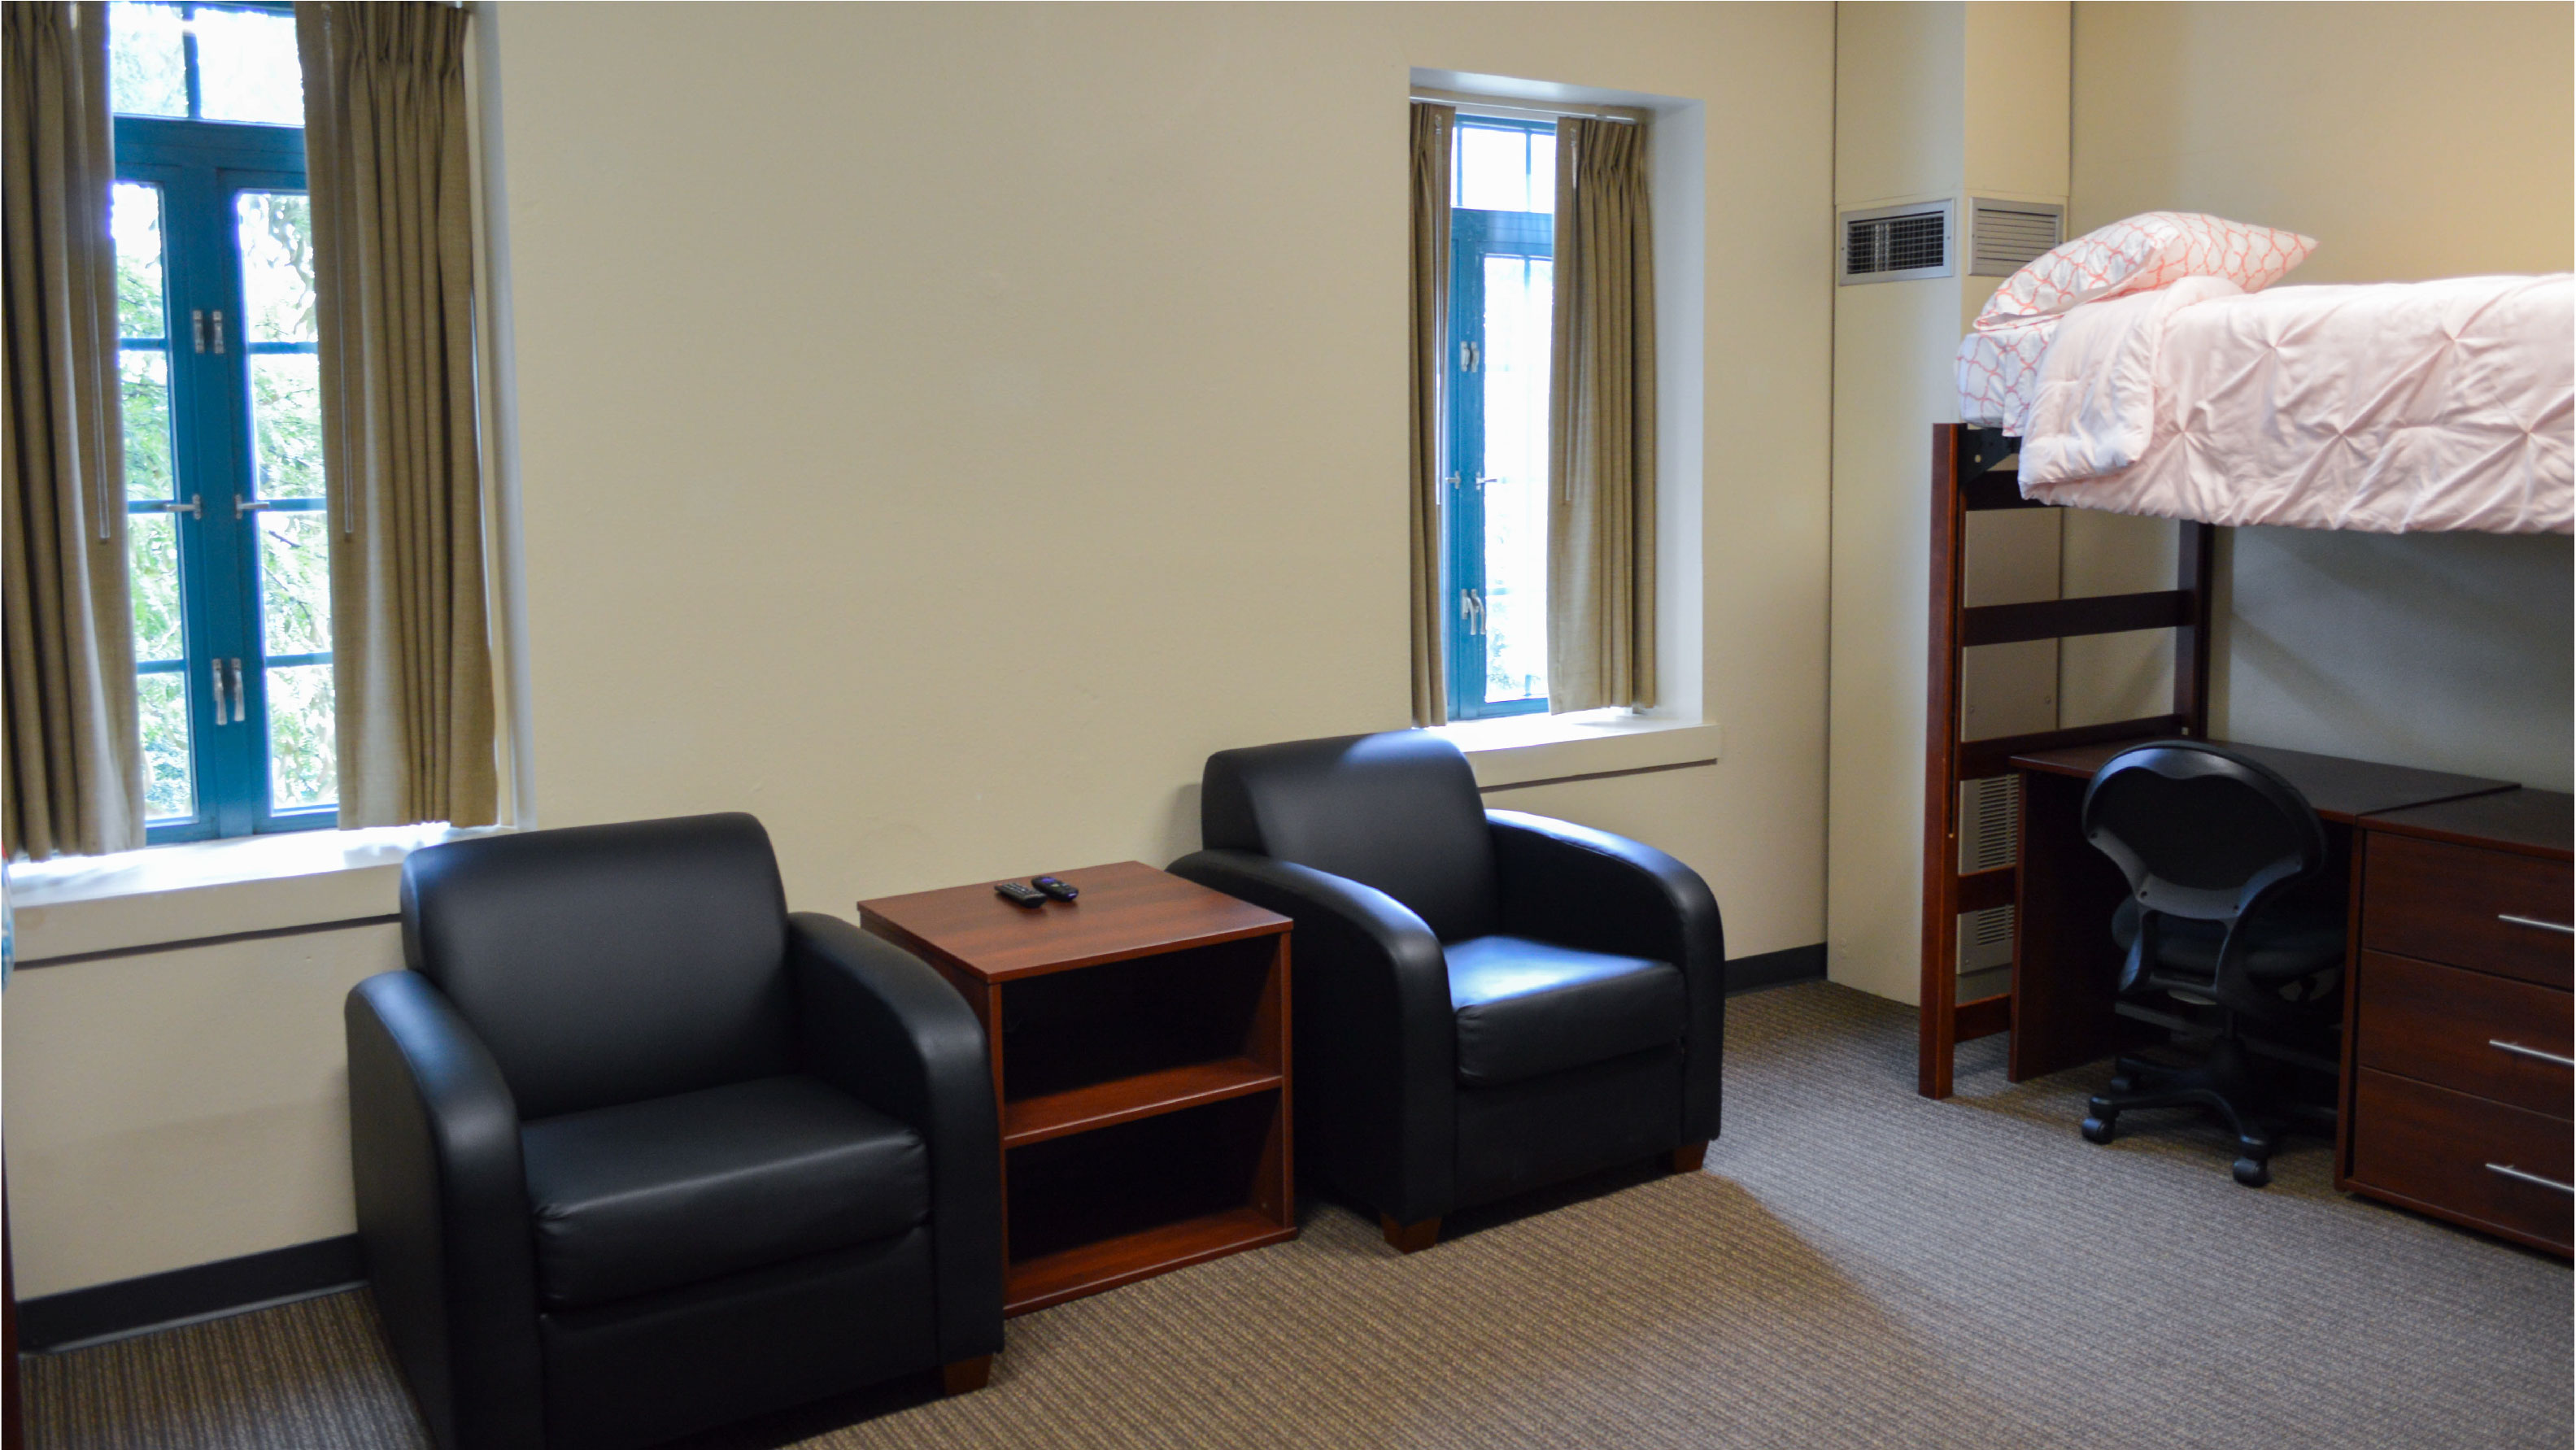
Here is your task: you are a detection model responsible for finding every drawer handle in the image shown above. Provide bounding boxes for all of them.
[2495,912,2574,935]
[2484,1163,2576,1195]
[2489,1039,2576,1069]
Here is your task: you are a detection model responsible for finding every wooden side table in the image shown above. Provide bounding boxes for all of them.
[858,861,1295,1315]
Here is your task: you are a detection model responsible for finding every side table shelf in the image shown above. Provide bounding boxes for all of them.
[859,861,1296,1314]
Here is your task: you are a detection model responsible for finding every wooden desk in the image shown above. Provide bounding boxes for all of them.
[858,862,1297,1314]
[2010,738,2514,825]
[2007,737,2511,1083]
[2008,738,2572,1254]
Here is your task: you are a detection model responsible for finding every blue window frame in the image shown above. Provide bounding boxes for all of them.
[1444,116,1554,721]
[111,0,336,840]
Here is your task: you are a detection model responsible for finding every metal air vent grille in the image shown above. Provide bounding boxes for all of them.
[1839,201,1954,285]
[1968,198,2065,277]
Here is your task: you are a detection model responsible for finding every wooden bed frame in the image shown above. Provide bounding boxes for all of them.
[1917,423,2216,1098]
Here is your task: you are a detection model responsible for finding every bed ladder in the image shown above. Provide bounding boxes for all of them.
[1917,423,2216,1099]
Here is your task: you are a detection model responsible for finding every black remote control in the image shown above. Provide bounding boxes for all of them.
[1031,876,1079,903]
[993,881,1048,908]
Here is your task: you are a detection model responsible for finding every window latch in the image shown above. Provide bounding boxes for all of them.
[210,310,225,355]
[191,310,206,353]
[1458,340,1480,372]
[234,493,276,520]
[159,493,203,519]
[1460,588,1484,634]
[212,659,245,725]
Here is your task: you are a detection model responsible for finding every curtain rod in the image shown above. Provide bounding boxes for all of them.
[1409,91,1644,126]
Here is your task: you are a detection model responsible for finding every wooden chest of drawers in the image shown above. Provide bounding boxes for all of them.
[2343,792,2573,1257]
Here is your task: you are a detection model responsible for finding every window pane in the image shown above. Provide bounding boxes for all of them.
[248,354,324,497]
[108,2,188,118]
[1457,124,1554,214]
[120,351,179,500]
[1480,253,1552,704]
[112,182,168,341]
[137,671,195,821]
[257,510,330,656]
[1456,127,1528,211]
[194,7,303,125]
[235,192,315,343]
[128,511,185,662]
[266,662,337,810]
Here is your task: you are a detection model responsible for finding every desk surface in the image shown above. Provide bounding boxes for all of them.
[2365,787,2574,860]
[2010,738,2515,825]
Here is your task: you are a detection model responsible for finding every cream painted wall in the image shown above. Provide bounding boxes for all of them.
[5,926,402,1299]
[2070,2,2575,789]
[486,3,1837,955]
[2,2,1837,1304]
[1826,2,2069,1004]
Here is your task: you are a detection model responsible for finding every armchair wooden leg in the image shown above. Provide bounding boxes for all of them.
[940,1355,993,1396]
[1380,1214,1441,1254]
[1669,1142,1708,1173]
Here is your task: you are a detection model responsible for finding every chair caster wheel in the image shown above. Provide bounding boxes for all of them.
[2232,1157,2271,1188]
[2081,1117,2116,1145]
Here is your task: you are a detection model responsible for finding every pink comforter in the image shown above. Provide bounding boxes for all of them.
[2012,274,2573,533]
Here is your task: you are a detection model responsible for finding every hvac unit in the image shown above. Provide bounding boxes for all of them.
[1839,198,2065,285]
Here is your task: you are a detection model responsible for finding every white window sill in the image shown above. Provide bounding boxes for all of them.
[1427,709,1724,790]
[7,823,507,964]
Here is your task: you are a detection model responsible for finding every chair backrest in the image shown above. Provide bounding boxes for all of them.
[2081,742,2327,925]
[1200,730,1500,941]
[400,812,795,1121]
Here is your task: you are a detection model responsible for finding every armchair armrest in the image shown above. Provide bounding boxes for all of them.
[347,971,543,1450]
[789,912,1001,1363]
[1166,849,1457,1222]
[1487,810,1728,1142]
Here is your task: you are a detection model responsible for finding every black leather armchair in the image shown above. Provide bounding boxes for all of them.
[348,814,1001,1450]
[1167,731,1724,1252]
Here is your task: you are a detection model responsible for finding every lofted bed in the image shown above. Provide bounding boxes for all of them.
[1920,212,2576,1099]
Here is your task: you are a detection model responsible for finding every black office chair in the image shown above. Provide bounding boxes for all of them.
[2076,742,2347,1187]
[1167,730,1724,1252]
[347,813,1001,1450]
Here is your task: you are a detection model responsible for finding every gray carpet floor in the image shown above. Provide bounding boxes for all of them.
[21,982,2573,1449]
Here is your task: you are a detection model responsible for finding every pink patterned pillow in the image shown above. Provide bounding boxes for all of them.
[1974,211,2317,330]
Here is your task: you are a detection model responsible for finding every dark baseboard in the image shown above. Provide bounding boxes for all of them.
[16,1234,363,1353]
[1725,943,1824,996]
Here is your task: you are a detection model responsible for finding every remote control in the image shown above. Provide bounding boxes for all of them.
[993,881,1048,908]
[1031,876,1079,903]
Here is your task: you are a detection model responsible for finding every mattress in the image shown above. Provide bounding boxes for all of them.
[2005,273,2574,534]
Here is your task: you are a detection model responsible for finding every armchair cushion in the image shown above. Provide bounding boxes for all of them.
[1201,730,1502,942]
[400,813,795,1121]
[1445,935,1685,1086]
[522,1074,927,1311]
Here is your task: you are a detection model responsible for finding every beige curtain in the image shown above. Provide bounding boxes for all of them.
[1408,103,1454,727]
[1545,117,1657,713]
[299,2,496,828]
[3,2,142,860]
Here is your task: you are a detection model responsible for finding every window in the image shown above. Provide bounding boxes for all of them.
[110,0,335,840]
[1444,117,1554,720]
